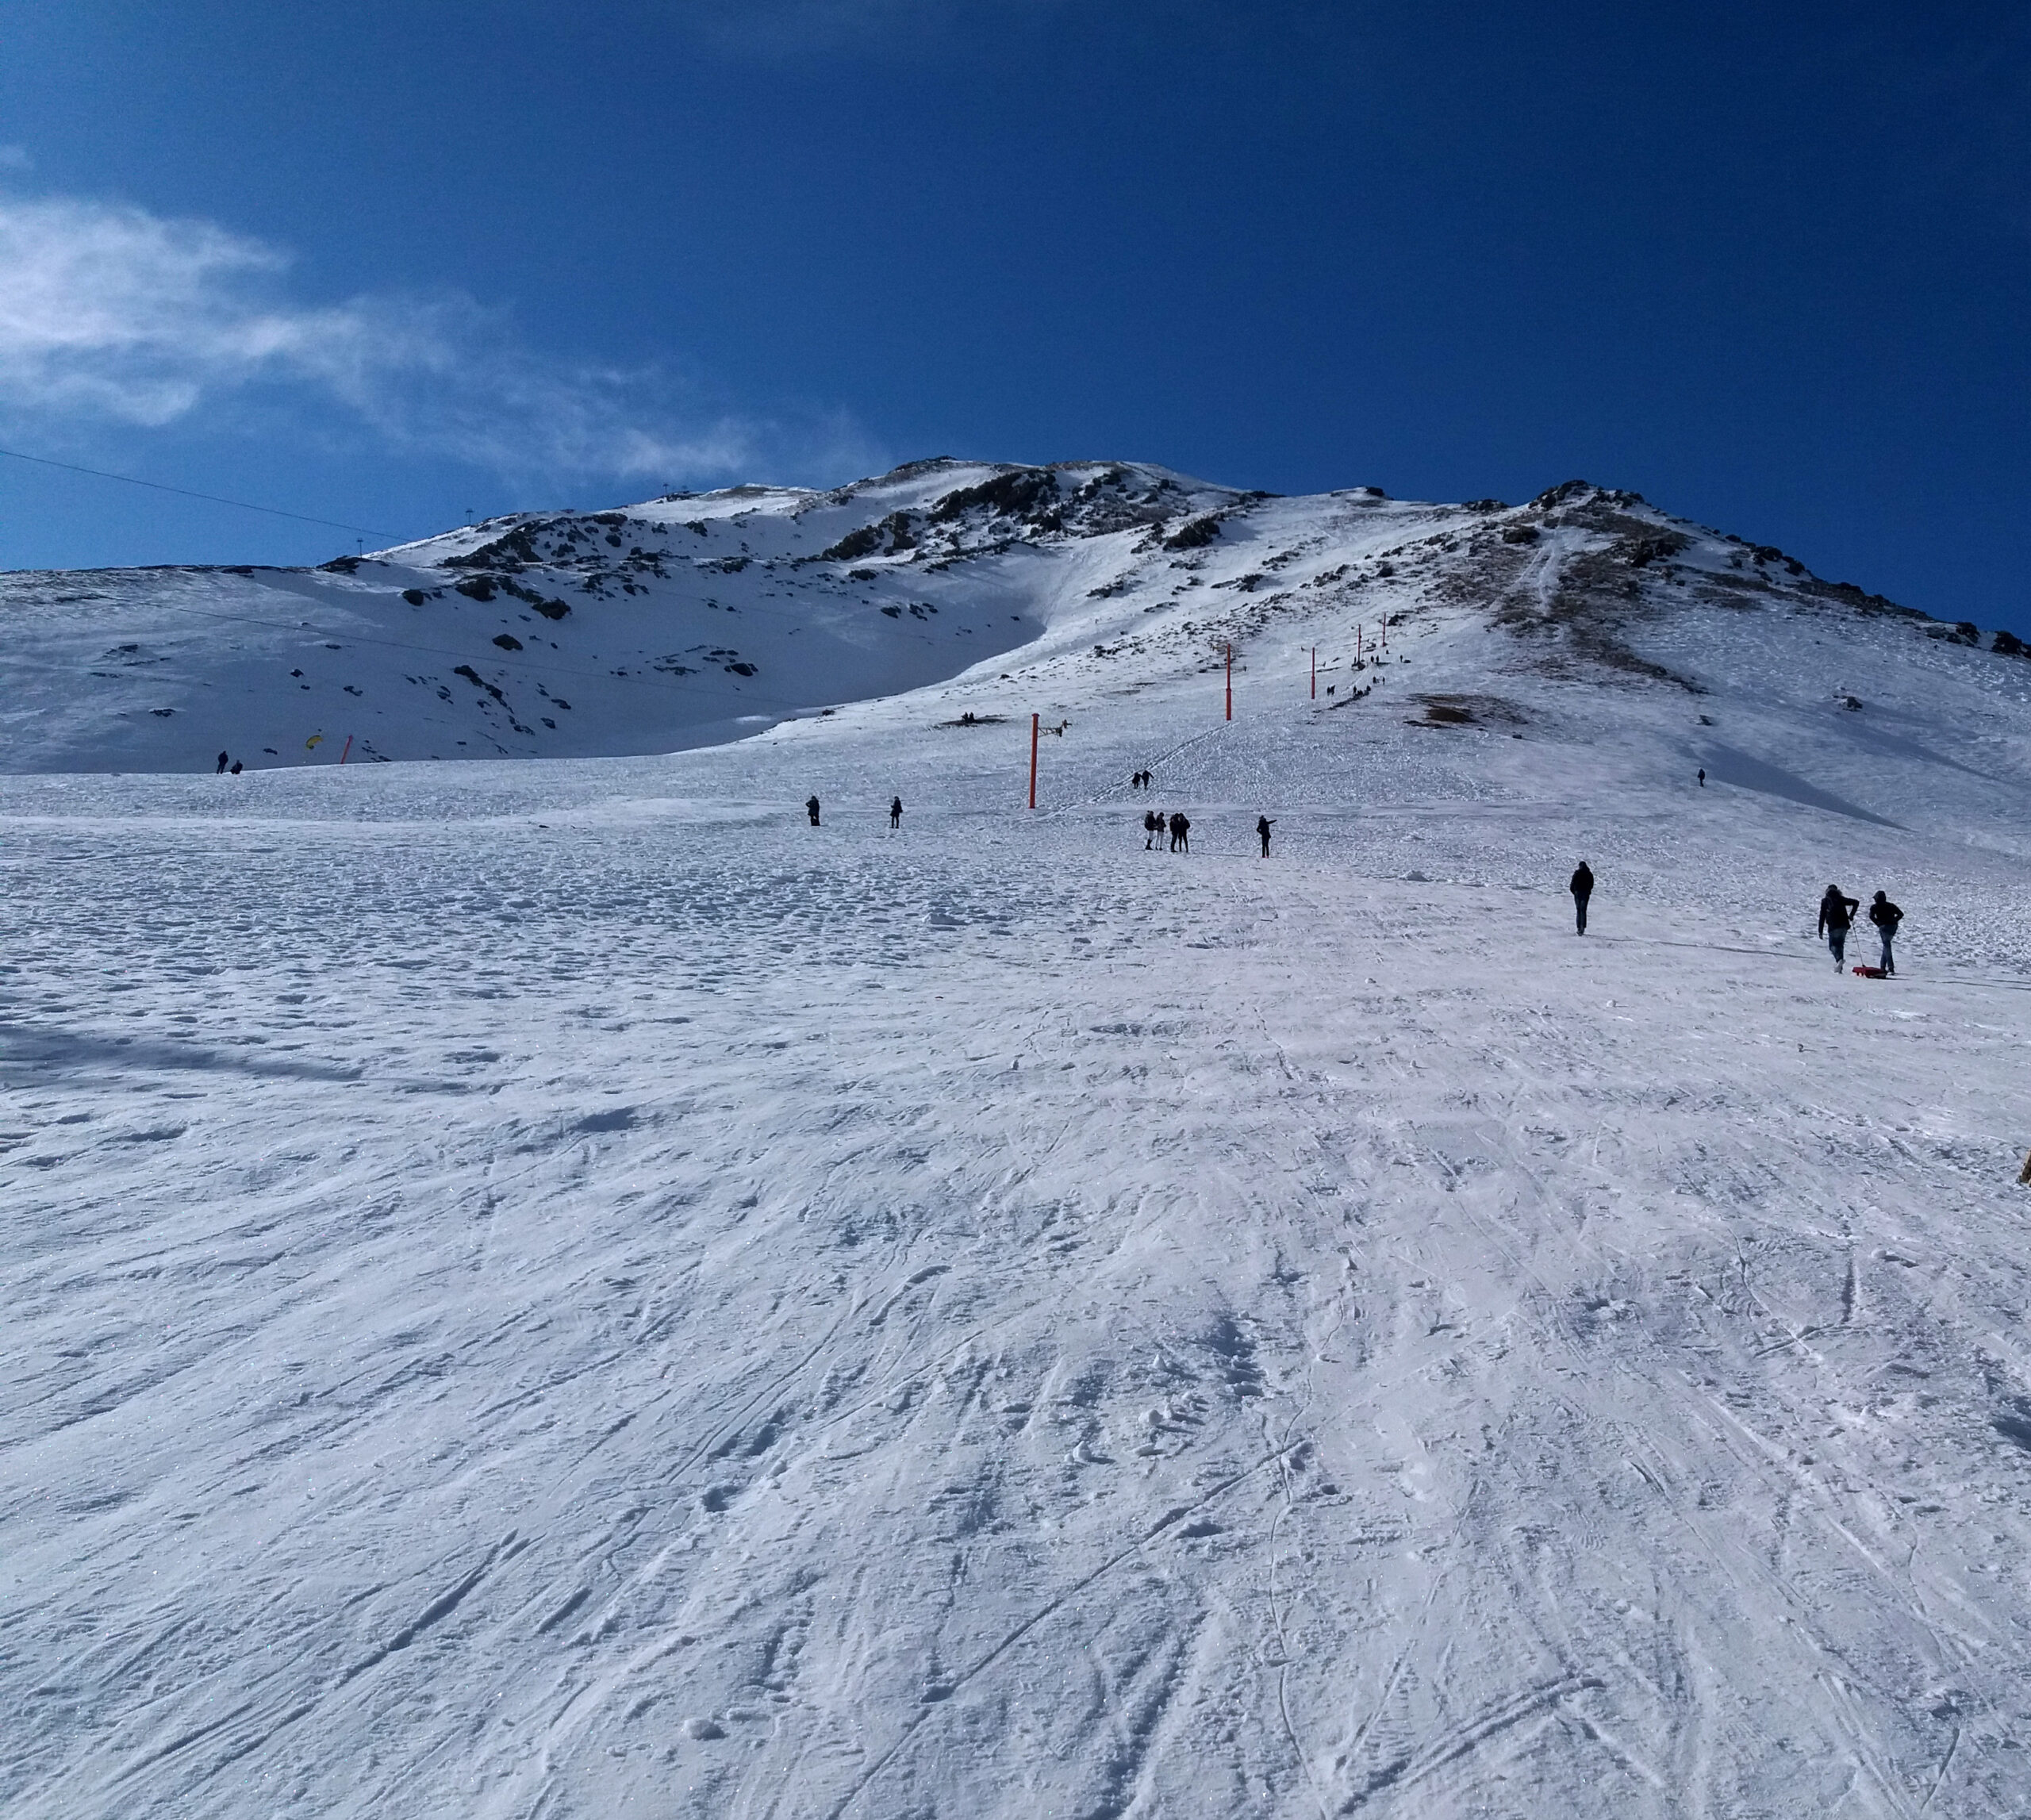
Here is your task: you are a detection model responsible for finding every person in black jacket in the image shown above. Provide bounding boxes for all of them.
[889,796,903,829]
[805,795,821,827]
[1257,815,1276,858]
[1568,862,1594,935]
[1867,890,1902,976]
[1818,885,1860,970]
[1169,811,1190,853]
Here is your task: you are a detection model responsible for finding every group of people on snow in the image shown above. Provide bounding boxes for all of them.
[1819,885,1902,974]
[804,792,909,828]
[801,794,1910,976]
[1569,862,1906,975]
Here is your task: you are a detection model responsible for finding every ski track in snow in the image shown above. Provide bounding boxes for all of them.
[6,543,2031,1816]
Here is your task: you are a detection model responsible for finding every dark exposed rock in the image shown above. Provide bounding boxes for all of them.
[1806,578,1914,617]
[1163,516,1223,551]
[820,524,882,563]
[493,634,524,651]
[452,664,507,705]
[1621,532,1691,568]
[1531,480,1648,513]
[445,524,543,570]
[401,588,428,605]
[1501,524,1539,544]
[1995,629,2025,657]
[931,469,1061,523]
[455,576,497,601]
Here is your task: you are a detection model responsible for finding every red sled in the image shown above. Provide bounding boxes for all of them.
[1852,966,1888,979]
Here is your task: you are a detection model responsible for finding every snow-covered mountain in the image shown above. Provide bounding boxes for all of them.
[5,457,2025,778]
[7,463,2031,1818]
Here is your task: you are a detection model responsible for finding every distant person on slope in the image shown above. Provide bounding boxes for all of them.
[1257,815,1276,858]
[1867,889,1902,976]
[1697,768,1706,787]
[805,795,821,827]
[229,760,243,775]
[1818,885,1859,970]
[1144,810,1161,850]
[215,751,229,774]
[889,796,903,829]
[1569,862,1594,935]
[1169,812,1190,854]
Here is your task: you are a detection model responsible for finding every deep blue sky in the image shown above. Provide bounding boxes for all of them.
[1,1,2025,633]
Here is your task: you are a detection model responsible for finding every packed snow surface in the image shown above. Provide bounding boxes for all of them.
[6,469,2031,1817]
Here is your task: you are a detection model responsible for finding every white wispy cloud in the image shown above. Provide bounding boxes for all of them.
[0,192,884,485]
[0,147,31,171]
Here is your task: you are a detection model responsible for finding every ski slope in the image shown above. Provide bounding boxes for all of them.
[6,471,2031,1818]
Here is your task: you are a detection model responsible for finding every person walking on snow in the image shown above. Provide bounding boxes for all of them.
[1257,815,1276,858]
[1818,885,1859,970]
[805,795,821,827]
[1697,768,1706,787]
[889,796,903,829]
[1568,862,1594,935]
[1143,810,1161,850]
[1169,812,1190,853]
[215,751,229,774]
[1868,889,1902,976]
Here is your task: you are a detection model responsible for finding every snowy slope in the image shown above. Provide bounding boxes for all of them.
[6,467,2031,1818]
[8,458,2026,780]
[0,460,1246,770]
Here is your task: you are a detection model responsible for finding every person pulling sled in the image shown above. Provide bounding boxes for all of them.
[1818,885,1859,970]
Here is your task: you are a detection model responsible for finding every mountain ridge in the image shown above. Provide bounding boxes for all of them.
[0,459,2020,775]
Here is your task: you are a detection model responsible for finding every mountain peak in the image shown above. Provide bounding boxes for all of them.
[0,459,2010,776]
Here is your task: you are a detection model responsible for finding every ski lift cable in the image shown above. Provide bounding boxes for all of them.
[0,444,407,540]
